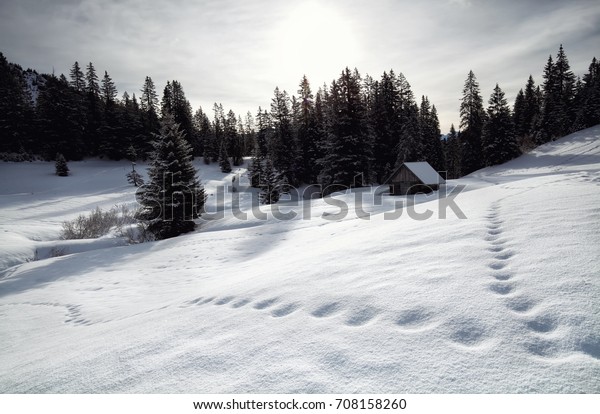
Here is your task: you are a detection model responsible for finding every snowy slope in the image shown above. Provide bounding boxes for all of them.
[0,127,599,393]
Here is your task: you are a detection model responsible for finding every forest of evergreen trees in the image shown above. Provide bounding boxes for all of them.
[1,45,599,188]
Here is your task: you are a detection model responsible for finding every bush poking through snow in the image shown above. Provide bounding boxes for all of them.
[61,205,150,243]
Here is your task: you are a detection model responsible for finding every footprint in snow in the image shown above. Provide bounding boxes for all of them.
[526,315,558,334]
[271,303,301,318]
[488,261,509,270]
[579,336,600,360]
[448,318,490,347]
[492,273,513,281]
[505,296,537,313]
[230,298,252,309]
[311,302,342,318]
[344,306,379,327]
[253,298,279,310]
[394,307,435,330]
[489,282,516,295]
[214,296,235,305]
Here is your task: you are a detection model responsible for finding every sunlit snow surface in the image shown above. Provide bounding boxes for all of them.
[1,127,599,393]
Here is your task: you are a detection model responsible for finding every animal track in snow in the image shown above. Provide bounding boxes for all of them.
[230,298,252,308]
[344,306,379,326]
[489,282,516,295]
[524,338,561,358]
[271,303,301,318]
[215,296,235,305]
[448,318,490,347]
[505,296,537,313]
[488,261,508,270]
[311,302,342,318]
[253,298,279,310]
[492,273,513,281]
[526,315,558,334]
[394,307,436,330]
[579,336,600,360]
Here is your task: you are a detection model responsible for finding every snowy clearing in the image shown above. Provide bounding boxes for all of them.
[1,127,599,393]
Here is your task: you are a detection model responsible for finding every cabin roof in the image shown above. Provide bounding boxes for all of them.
[386,162,446,185]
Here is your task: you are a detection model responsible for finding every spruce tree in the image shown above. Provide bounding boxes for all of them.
[482,84,520,166]
[69,62,85,92]
[459,70,486,175]
[296,75,320,183]
[138,113,204,239]
[248,144,264,188]
[574,57,600,128]
[55,153,69,176]
[445,124,461,179]
[218,141,232,173]
[318,68,371,192]
[259,158,285,205]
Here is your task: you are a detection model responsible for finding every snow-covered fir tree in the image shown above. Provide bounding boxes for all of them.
[482,84,520,166]
[259,158,287,205]
[137,113,204,239]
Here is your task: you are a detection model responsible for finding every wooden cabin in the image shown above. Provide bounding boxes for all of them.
[385,162,445,196]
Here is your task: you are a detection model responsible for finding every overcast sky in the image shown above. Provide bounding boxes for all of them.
[1,0,599,132]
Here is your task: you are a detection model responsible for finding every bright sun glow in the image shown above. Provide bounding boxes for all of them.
[272,1,361,85]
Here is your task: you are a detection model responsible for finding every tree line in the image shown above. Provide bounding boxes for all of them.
[1,45,599,186]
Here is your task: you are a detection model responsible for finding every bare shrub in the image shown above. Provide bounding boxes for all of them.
[61,205,150,243]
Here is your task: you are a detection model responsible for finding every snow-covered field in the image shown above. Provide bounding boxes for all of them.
[1,127,599,393]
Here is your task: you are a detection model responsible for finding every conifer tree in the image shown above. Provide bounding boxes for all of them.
[419,96,445,171]
[318,68,370,192]
[55,153,69,176]
[459,70,486,175]
[85,63,100,98]
[101,71,117,107]
[259,158,286,205]
[269,87,299,184]
[248,144,264,188]
[138,113,204,239]
[574,57,600,128]
[69,62,85,92]
[295,76,321,183]
[218,141,232,173]
[482,84,520,166]
[445,124,461,179]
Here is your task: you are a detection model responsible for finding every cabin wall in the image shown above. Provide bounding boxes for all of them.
[389,165,440,195]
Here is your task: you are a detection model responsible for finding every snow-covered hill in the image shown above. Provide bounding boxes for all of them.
[1,127,599,393]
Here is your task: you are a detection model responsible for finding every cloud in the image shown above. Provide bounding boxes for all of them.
[1,0,599,131]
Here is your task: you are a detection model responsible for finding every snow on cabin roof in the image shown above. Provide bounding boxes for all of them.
[399,162,445,185]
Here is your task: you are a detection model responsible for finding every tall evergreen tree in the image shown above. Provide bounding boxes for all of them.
[225,109,243,165]
[36,74,86,159]
[85,62,100,98]
[319,68,371,192]
[218,140,232,173]
[138,113,204,239]
[459,70,486,175]
[574,57,600,129]
[0,53,34,154]
[295,75,320,183]
[482,84,520,166]
[101,70,118,107]
[445,124,461,179]
[69,61,85,92]
[269,87,298,184]
[419,96,445,171]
